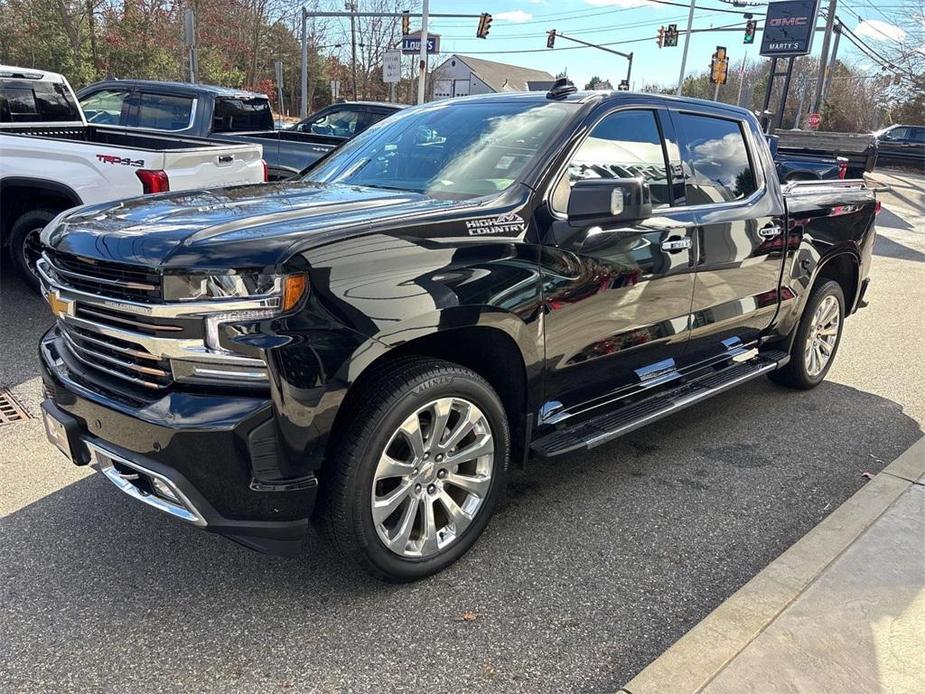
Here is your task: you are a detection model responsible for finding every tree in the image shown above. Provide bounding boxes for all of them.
[584,75,612,90]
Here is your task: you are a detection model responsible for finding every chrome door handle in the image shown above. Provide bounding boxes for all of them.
[661,237,692,252]
[757,225,783,239]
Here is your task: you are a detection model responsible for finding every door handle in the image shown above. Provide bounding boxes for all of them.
[757,225,783,239]
[661,237,692,252]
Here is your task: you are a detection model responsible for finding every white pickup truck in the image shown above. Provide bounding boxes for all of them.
[0,65,266,286]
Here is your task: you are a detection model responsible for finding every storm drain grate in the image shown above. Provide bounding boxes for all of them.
[0,388,31,425]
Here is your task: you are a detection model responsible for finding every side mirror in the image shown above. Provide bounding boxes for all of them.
[567,178,653,225]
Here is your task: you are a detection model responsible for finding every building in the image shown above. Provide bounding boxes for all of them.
[431,55,556,100]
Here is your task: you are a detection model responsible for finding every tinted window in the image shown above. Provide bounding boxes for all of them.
[553,109,671,211]
[80,89,131,125]
[909,127,924,143]
[678,113,757,204]
[133,93,194,130]
[884,127,909,141]
[212,97,273,132]
[0,80,80,122]
[306,101,572,199]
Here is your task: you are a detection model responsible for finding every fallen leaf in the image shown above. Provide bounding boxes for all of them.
[457,610,480,622]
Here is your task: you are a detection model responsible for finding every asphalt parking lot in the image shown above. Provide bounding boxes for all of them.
[2,173,924,694]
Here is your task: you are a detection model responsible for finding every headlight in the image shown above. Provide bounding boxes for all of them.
[162,271,282,301]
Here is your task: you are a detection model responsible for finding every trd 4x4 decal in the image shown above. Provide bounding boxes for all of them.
[96,154,145,168]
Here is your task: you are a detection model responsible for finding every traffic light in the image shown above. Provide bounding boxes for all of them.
[401,10,410,36]
[710,46,729,85]
[546,30,556,49]
[666,24,679,47]
[476,13,492,39]
[744,19,756,44]
[657,26,665,48]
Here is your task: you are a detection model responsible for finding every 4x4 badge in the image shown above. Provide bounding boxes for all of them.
[465,212,527,236]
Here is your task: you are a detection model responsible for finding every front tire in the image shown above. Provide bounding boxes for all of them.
[769,280,845,389]
[315,357,510,582]
[10,208,58,291]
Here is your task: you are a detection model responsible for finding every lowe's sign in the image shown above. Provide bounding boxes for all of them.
[760,0,821,57]
[401,33,440,55]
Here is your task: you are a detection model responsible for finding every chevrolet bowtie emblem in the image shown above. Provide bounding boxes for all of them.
[47,291,74,319]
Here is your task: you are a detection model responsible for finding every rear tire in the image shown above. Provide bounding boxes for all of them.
[769,280,845,390]
[10,208,58,291]
[315,356,510,582]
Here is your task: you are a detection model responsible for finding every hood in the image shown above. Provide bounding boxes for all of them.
[42,181,485,270]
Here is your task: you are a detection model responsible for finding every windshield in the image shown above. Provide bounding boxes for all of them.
[304,100,574,199]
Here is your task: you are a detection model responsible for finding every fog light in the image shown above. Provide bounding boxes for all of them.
[150,476,180,503]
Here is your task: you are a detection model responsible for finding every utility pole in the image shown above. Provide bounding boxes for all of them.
[676,0,696,95]
[346,1,358,100]
[736,50,747,107]
[184,7,199,83]
[811,0,837,115]
[300,9,308,118]
[820,22,841,106]
[417,0,430,105]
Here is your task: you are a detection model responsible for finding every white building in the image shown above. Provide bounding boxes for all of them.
[431,55,556,100]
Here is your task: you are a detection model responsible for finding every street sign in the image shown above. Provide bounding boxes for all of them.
[382,50,402,83]
[401,33,440,55]
[760,0,822,57]
[807,112,821,129]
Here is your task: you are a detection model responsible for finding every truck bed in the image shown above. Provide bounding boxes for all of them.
[2,124,246,152]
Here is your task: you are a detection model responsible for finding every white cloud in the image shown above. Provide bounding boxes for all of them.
[855,19,906,43]
[495,10,534,23]
[585,0,654,7]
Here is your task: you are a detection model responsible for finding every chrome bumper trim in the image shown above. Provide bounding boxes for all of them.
[88,440,207,527]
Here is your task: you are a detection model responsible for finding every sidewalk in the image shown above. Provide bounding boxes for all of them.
[619,436,925,694]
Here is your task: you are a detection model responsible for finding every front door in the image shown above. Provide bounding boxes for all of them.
[539,107,697,423]
[673,110,787,366]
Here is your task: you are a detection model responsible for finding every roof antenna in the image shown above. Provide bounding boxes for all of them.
[546,77,577,100]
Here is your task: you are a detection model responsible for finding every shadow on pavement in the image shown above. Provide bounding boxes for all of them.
[1,377,921,693]
[874,232,925,263]
[0,260,51,388]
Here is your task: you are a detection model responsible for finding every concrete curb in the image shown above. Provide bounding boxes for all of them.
[618,435,925,694]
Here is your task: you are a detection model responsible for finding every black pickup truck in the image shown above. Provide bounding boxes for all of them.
[38,86,877,582]
[77,80,402,180]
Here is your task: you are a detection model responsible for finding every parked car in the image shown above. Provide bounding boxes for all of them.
[873,124,925,170]
[288,101,405,137]
[0,65,266,287]
[76,80,390,180]
[38,87,876,582]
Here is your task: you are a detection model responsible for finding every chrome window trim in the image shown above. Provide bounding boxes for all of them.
[545,103,771,220]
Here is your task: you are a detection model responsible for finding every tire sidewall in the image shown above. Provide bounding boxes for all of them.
[347,370,510,581]
[794,280,845,387]
[10,209,56,290]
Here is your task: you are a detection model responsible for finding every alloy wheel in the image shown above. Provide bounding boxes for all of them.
[370,397,494,558]
[804,294,840,378]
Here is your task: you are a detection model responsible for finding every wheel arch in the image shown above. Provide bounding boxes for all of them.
[328,308,539,470]
[0,177,82,243]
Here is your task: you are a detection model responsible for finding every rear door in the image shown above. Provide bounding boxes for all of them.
[674,109,787,367]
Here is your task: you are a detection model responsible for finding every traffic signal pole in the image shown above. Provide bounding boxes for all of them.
[548,31,634,87]
[676,0,696,95]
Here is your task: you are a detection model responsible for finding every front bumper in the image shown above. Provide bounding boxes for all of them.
[40,329,317,555]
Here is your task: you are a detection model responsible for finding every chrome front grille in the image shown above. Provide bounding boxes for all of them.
[46,251,163,302]
[59,322,173,390]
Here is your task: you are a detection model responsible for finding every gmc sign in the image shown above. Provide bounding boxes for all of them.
[760,0,821,57]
